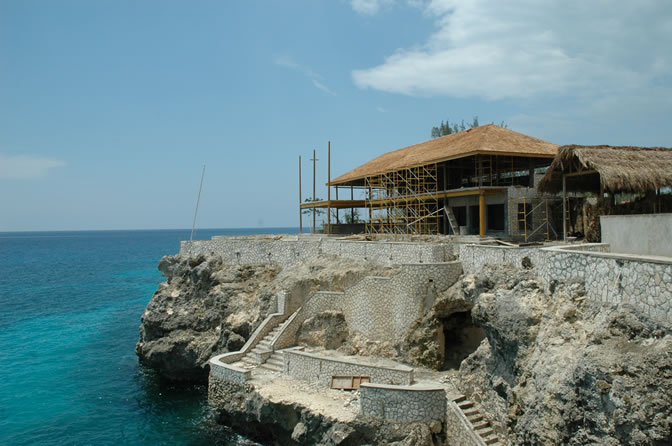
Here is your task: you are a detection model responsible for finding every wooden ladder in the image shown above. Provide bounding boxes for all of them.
[444,205,459,235]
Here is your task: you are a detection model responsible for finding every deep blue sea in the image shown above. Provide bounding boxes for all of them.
[0,228,299,446]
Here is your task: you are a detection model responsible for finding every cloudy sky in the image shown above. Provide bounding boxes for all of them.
[1,0,670,231]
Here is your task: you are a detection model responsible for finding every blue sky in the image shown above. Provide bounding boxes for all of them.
[1,0,671,231]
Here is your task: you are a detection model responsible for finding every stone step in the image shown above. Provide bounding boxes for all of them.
[477,428,494,437]
[242,357,259,366]
[246,352,265,362]
[260,362,283,372]
[483,436,499,445]
[463,408,479,417]
[453,394,467,403]
[266,358,283,368]
[458,400,474,410]
[473,421,490,430]
[468,414,484,423]
[251,346,269,354]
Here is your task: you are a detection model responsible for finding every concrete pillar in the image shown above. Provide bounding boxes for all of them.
[479,190,486,237]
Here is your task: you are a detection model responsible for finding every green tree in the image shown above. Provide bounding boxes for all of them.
[431,116,508,138]
[302,197,325,216]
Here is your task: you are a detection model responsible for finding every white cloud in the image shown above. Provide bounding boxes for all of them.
[350,0,394,15]
[311,79,336,96]
[376,106,388,113]
[0,154,66,179]
[274,55,336,96]
[352,1,672,101]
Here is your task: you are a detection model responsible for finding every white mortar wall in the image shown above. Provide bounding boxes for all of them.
[601,214,672,257]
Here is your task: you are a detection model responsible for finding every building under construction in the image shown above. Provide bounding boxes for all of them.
[302,124,563,240]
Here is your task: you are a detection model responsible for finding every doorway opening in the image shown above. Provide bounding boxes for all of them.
[440,311,486,370]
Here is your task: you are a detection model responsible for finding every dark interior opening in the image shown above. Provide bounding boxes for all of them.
[440,311,486,370]
[452,206,467,226]
[487,203,505,231]
[469,206,480,234]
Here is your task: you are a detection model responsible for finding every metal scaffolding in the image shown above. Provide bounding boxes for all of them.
[508,197,561,242]
[364,164,441,235]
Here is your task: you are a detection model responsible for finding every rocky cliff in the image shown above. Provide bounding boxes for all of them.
[451,265,672,445]
[136,253,396,382]
[137,251,671,445]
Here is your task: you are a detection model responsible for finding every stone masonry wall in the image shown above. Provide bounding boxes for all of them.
[284,350,414,386]
[459,244,672,326]
[180,237,454,267]
[275,262,463,346]
[209,357,251,384]
[359,383,446,423]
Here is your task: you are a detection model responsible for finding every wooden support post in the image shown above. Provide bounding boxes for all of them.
[351,186,354,222]
[335,186,339,224]
[327,141,331,235]
[299,156,302,233]
[562,174,567,241]
[479,190,486,237]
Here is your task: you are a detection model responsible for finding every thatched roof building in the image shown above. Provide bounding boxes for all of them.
[331,124,558,186]
[537,145,672,194]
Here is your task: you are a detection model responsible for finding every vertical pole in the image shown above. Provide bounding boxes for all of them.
[327,141,331,235]
[335,186,339,224]
[312,149,316,233]
[479,190,485,237]
[562,174,567,241]
[351,186,354,223]
[299,156,302,234]
[190,165,206,241]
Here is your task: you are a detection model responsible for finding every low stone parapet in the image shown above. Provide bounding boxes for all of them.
[459,243,672,327]
[209,355,251,384]
[360,383,446,423]
[284,350,414,386]
[180,237,454,267]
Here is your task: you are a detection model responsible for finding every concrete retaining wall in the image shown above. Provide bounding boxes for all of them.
[459,243,672,326]
[284,350,414,386]
[180,237,454,267]
[601,213,672,257]
[360,383,446,423]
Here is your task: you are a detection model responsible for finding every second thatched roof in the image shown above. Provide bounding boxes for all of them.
[537,145,672,194]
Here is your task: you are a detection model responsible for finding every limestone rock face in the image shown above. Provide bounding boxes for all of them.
[457,266,672,445]
[297,311,349,350]
[136,254,280,381]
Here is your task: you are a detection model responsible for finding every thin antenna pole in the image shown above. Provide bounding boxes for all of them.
[299,156,302,233]
[327,141,331,235]
[190,165,206,241]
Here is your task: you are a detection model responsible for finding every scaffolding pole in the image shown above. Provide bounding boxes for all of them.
[298,156,302,233]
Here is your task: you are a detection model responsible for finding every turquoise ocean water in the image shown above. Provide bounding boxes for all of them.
[0,228,298,446]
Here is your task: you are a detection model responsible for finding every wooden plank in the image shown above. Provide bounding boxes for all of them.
[495,240,518,247]
[330,376,371,390]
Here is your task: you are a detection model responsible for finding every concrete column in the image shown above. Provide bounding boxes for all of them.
[562,174,567,241]
[479,190,486,237]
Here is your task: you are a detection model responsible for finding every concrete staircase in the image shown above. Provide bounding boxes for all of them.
[240,319,289,368]
[453,395,500,445]
[260,350,286,372]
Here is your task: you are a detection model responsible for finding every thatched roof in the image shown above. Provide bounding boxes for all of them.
[537,145,672,194]
[330,124,558,186]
